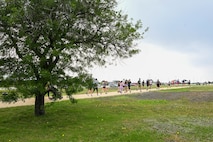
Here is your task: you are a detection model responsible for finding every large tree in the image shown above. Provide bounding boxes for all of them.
[0,0,147,116]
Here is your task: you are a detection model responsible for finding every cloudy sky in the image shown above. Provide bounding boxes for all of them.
[90,0,213,83]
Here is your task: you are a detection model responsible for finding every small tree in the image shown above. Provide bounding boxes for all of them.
[0,0,147,116]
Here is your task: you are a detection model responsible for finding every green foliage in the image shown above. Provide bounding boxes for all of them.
[0,0,146,109]
[1,91,19,103]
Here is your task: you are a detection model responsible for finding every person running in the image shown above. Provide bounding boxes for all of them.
[168,81,171,87]
[146,79,150,90]
[142,80,145,89]
[127,79,131,93]
[188,80,191,86]
[149,79,153,89]
[156,79,161,89]
[124,79,128,93]
[117,81,120,92]
[102,80,108,94]
[119,81,124,94]
[138,78,142,92]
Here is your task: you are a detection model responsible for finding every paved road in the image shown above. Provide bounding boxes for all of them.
[0,86,188,108]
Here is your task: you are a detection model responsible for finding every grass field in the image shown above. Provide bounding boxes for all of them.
[0,85,212,142]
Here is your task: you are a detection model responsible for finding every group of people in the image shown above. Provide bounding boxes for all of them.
[117,78,162,94]
[87,78,162,96]
[117,79,132,94]
[87,78,108,96]
[137,78,161,91]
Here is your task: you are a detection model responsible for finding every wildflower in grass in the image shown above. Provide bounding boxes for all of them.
[176,131,180,135]
[122,127,126,130]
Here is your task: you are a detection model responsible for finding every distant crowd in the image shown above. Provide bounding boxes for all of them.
[87,78,165,96]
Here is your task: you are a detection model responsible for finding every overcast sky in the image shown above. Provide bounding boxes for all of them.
[90,0,213,83]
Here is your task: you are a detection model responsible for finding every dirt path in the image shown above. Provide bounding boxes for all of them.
[0,86,189,108]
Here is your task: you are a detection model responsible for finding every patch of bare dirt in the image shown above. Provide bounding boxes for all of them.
[133,91,213,102]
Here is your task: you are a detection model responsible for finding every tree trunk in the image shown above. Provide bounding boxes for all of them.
[35,94,45,116]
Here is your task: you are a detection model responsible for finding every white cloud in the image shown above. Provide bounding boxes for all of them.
[90,0,213,83]
[90,43,207,83]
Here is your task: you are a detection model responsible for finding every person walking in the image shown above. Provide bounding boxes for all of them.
[92,78,99,96]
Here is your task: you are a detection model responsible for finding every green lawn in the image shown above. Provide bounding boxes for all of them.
[0,85,212,142]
